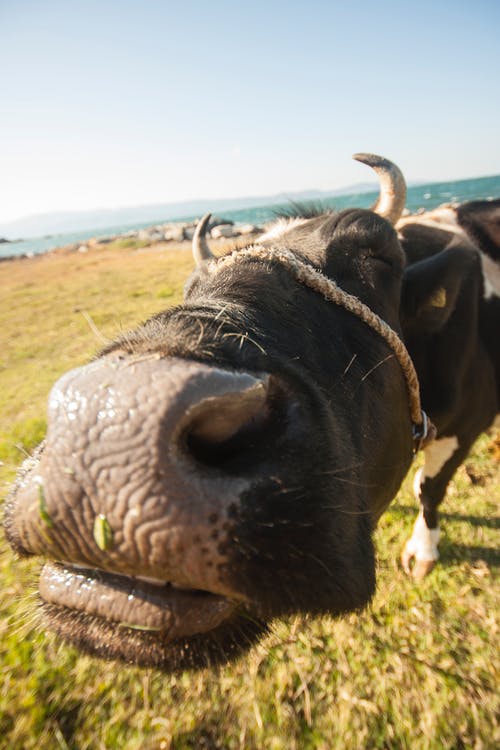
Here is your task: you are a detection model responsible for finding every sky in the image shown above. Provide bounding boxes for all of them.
[1,0,499,224]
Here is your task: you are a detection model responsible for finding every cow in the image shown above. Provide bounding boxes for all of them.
[386,165,500,579]
[4,154,498,673]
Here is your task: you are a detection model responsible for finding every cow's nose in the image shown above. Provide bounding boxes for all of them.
[43,355,272,479]
[4,356,284,584]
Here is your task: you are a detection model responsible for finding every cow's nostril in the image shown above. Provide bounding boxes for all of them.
[186,414,268,468]
[181,381,274,469]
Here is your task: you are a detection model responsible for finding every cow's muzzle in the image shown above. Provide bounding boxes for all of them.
[4,354,293,661]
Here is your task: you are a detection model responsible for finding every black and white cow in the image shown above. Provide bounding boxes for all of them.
[354,155,499,579]
[4,154,498,672]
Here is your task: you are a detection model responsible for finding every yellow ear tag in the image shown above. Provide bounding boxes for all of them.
[429,287,447,308]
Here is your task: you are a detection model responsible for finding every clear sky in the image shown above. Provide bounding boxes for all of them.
[1,0,499,223]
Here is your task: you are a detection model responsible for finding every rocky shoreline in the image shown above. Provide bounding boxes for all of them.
[0,216,265,263]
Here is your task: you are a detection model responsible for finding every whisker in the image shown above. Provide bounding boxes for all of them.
[195,319,205,347]
[318,462,364,476]
[359,354,394,383]
[81,310,111,345]
[329,476,376,487]
[342,353,358,377]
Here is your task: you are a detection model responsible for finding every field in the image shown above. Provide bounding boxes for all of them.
[0,242,498,750]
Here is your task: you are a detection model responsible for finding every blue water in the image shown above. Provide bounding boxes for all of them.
[2,174,499,260]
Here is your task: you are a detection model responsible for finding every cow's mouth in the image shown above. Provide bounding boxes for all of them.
[38,563,267,670]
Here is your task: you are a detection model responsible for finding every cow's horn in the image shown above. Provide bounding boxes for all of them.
[192,213,215,266]
[352,153,407,225]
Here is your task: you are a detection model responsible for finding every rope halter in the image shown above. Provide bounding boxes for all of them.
[204,245,436,453]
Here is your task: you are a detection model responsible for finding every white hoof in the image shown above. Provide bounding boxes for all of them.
[401,512,440,580]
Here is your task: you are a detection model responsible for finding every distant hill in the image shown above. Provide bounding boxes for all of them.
[0,183,377,240]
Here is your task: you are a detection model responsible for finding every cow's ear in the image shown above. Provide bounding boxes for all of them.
[400,246,480,334]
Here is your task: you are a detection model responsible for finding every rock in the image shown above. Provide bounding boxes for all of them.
[208,216,234,231]
[147,231,164,242]
[163,224,186,242]
[137,227,177,243]
[183,226,197,241]
[211,224,237,239]
[238,223,261,236]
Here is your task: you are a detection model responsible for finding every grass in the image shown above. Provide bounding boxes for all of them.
[0,243,498,750]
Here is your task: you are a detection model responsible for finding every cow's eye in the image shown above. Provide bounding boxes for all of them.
[360,249,394,270]
[372,255,394,269]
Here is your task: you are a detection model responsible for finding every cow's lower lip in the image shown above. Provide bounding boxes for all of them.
[38,562,268,670]
[39,562,239,640]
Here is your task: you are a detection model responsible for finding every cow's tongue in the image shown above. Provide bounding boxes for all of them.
[39,563,238,638]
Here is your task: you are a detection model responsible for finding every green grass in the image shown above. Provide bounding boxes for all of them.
[105,238,152,251]
[0,245,498,750]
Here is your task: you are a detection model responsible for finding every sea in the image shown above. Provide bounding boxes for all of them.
[2,174,499,260]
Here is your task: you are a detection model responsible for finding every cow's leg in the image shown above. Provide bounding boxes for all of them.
[401,435,470,580]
